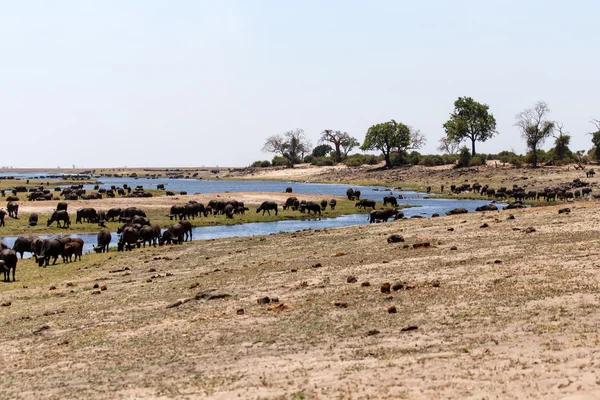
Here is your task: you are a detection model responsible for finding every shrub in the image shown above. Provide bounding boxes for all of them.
[456,147,471,168]
[312,157,335,166]
[271,156,289,166]
[344,157,363,167]
[468,155,485,166]
[251,160,271,168]
[303,155,314,164]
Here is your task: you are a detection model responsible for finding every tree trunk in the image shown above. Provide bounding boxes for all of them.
[334,143,342,163]
[384,152,391,168]
[471,138,476,156]
[532,147,537,168]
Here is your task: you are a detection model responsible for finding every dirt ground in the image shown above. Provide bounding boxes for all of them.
[229,162,599,194]
[2,196,600,398]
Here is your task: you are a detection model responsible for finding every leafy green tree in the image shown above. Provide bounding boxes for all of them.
[515,102,555,167]
[551,122,572,161]
[361,120,425,168]
[590,119,600,160]
[340,136,360,158]
[319,130,359,162]
[457,146,471,168]
[443,97,497,156]
[311,144,333,158]
[262,129,312,167]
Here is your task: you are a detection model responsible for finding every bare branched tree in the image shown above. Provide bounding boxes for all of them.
[319,130,358,162]
[262,129,312,167]
[437,137,461,155]
[515,101,555,167]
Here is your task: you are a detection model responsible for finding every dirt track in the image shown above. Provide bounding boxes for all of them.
[2,199,600,399]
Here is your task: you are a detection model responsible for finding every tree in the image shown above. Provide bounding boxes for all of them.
[312,144,333,158]
[443,96,497,156]
[515,102,555,167]
[262,129,312,167]
[340,136,360,158]
[437,137,462,155]
[361,120,425,168]
[589,119,600,160]
[319,130,359,162]
[551,122,572,161]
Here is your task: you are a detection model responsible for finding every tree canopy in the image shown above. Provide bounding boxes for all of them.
[319,130,359,162]
[262,129,312,167]
[361,120,425,168]
[515,101,555,167]
[443,97,497,156]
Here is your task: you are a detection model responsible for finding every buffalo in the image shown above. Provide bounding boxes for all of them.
[0,209,6,227]
[320,199,328,211]
[256,201,278,216]
[7,202,18,218]
[383,196,398,207]
[12,236,35,259]
[47,210,71,228]
[446,208,468,215]
[28,213,39,226]
[355,199,376,210]
[94,229,112,253]
[76,208,98,224]
[346,188,355,200]
[118,227,140,251]
[0,249,18,282]
[36,239,63,267]
[62,242,82,263]
[300,201,321,216]
[179,220,193,241]
[328,199,337,210]
[106,208,122,222]
[283,197,298,211]
[160,224,184,245]
[138,225,161,247]
[475,204,498,212]
[369,209,400,223]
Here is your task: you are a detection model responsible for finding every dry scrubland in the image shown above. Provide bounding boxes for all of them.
[2,199,600,398]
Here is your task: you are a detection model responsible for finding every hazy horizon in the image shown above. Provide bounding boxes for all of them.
[2,1,599,168]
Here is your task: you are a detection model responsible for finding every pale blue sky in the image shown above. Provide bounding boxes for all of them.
[1,1,599,167]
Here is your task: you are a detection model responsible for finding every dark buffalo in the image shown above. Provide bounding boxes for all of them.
[7,202,18,218]
[170,205,186,220]
[179,220,193,241]
[356,199,376,210]
[28,213,38,227]
[6,196,19,202]
[62,242,82,263]
[328,199,336,210]
[224,204,234,219]
[93,229,112,253]
[285,187,293,193]
[300,201,321,215]
[56,202,68,211]
[346,188,355,200]
[369,209,399,223]
[36,239,63,267]
[138,225,161,247]
[0,249,18,282]
[256,201,278,216]
[47,210,71,228]
[106,208,122,222]
[118,227,140,251]
[283,197,298,211]
[120,207,146,219]
[76,208,97,224]
[320,199,328,211]
[132,215,150,226]
[12,236,35,259]
[0,209,6,227]
[383,196,398,206]
[354,190,361,200]
[160,224,184,245]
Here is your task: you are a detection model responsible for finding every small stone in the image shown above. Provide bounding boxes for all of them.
[361,281,371,287]
[148,268,156,272]
[1,301,11,307]
[380,283,391,294]
[387,234,404,243]
[146,279,153,283]
[450,246,458,251]
[387,306,397,314]
[392,281,404,291]
[507,214,515,220]
[236,308,245,315]
[49,286,56,291]
[413,242,430,249]
[333,252,346,257]
[382,260,390,264]
[91,290,101,295]
[66,282,74,287]
[558,208,570,214]
[402,244,409,249]
[100,285,107,291]
[271,297,279,303]
[524,227,536,233]
[93,283,99,289]
[367,329,380,336]
[257,297,271,305]
[494,260,502,264]
[431,280,440,288]
[189,282,199,289]
[334,301,348,308]
[385,295,394,300]
[33,325,50,335]
[447,228,454,231]
[480,223,489,228]
[400,326,418,332]
[291,269,297,273]
[346,276,357,283]
[312,263,322,268]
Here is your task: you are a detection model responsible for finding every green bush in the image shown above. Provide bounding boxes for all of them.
[303,155,314,164]
[271,156,289,166]
[344,157,363,167]
[251,160,271,168]
[455,147,471,168]
[468,155,485,166]
[312,157,335,166]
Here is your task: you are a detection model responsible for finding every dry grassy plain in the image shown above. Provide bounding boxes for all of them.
[2,192,600,398]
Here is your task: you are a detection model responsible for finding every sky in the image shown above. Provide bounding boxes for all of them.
[1,0,599,168]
